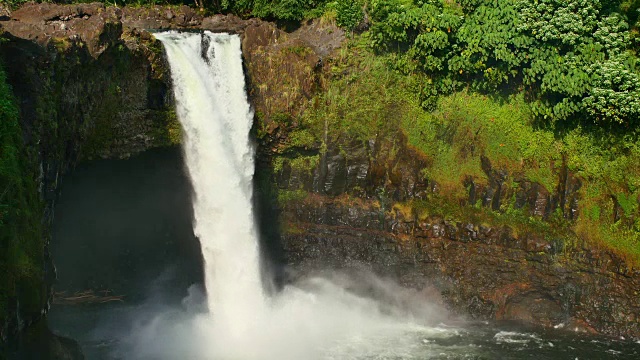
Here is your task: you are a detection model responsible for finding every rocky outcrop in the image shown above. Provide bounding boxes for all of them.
[280,195,640,338]
[5,3,122,58]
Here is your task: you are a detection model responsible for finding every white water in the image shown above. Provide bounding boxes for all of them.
[153,31,265,335]
[148,31,449,359]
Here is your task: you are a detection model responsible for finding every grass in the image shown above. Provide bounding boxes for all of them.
[399,89,640,264]
[403,91,561,199]
[561,127,640,264]
[301,35,420,146]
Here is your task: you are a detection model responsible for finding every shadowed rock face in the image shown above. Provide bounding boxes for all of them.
[1,3,639,353]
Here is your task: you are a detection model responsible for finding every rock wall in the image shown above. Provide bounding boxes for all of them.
[0,3,172,353]
[1,3,639,356]
[279,195,640,337]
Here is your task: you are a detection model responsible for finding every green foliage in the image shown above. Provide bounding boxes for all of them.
[1,0,33,9]
[451,0,530,91]
[222,0,329,20]
[403,91,560,196]
[289,154,320,174]
[368,0,640,126]
[560,126,640,262]
[0,63,45,323]
[517,0,599,46]
[6,0,331,21]
[303,37,418,147]
[583,55,640,124]
[287,129,316,149]
[333,0,364,30]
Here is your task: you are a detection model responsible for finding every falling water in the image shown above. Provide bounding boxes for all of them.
[153,31,265,335]
[44,30,640,360]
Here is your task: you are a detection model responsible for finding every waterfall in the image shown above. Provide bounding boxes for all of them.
[153,31,265,333]
[147,30,443,360]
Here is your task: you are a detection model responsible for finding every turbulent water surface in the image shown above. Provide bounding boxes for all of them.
[48,31,640,359]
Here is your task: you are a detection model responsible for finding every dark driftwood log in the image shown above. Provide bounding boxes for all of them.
[53,290,125,305]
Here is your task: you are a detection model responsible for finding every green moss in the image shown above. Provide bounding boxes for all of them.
[141,109,184,149]
[271,112,295,127]
[51,37,73,52]
[289,155,320,175]
[273,156,286,173]
[397,197,567,243]
[277,189,308,206]
[282,45,312,57]
[404,91,561,198]
[287,129,317,149]
[0,62,45,324]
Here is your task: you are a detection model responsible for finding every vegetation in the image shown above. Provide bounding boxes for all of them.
[332,0,365,30]
[367,0,640,126]
[282,2,640,264]
[0,63,45,324]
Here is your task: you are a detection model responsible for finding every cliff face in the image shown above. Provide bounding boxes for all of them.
[0,2,639,352]
[0,4,166,351]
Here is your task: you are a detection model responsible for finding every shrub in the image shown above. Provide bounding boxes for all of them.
[334,0,364,30]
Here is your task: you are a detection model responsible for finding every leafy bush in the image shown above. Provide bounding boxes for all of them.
[583,55,640,124]
[334,0,364,30]
[368,0,640,126]
[220,0,329,20]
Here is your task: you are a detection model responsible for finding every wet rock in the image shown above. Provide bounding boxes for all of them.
[280,194,640,338]
[8,320,84,360]
[318,148,347,195]
[501,292,564,326]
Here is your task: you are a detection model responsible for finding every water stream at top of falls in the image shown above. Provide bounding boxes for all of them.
[153,31,265,335]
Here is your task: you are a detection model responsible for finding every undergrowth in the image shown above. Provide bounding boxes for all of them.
[294,34,640,265]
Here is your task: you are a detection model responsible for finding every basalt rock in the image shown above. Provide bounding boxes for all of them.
[279,196,640,338]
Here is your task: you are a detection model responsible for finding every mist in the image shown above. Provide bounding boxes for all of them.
[97,269,452,360]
